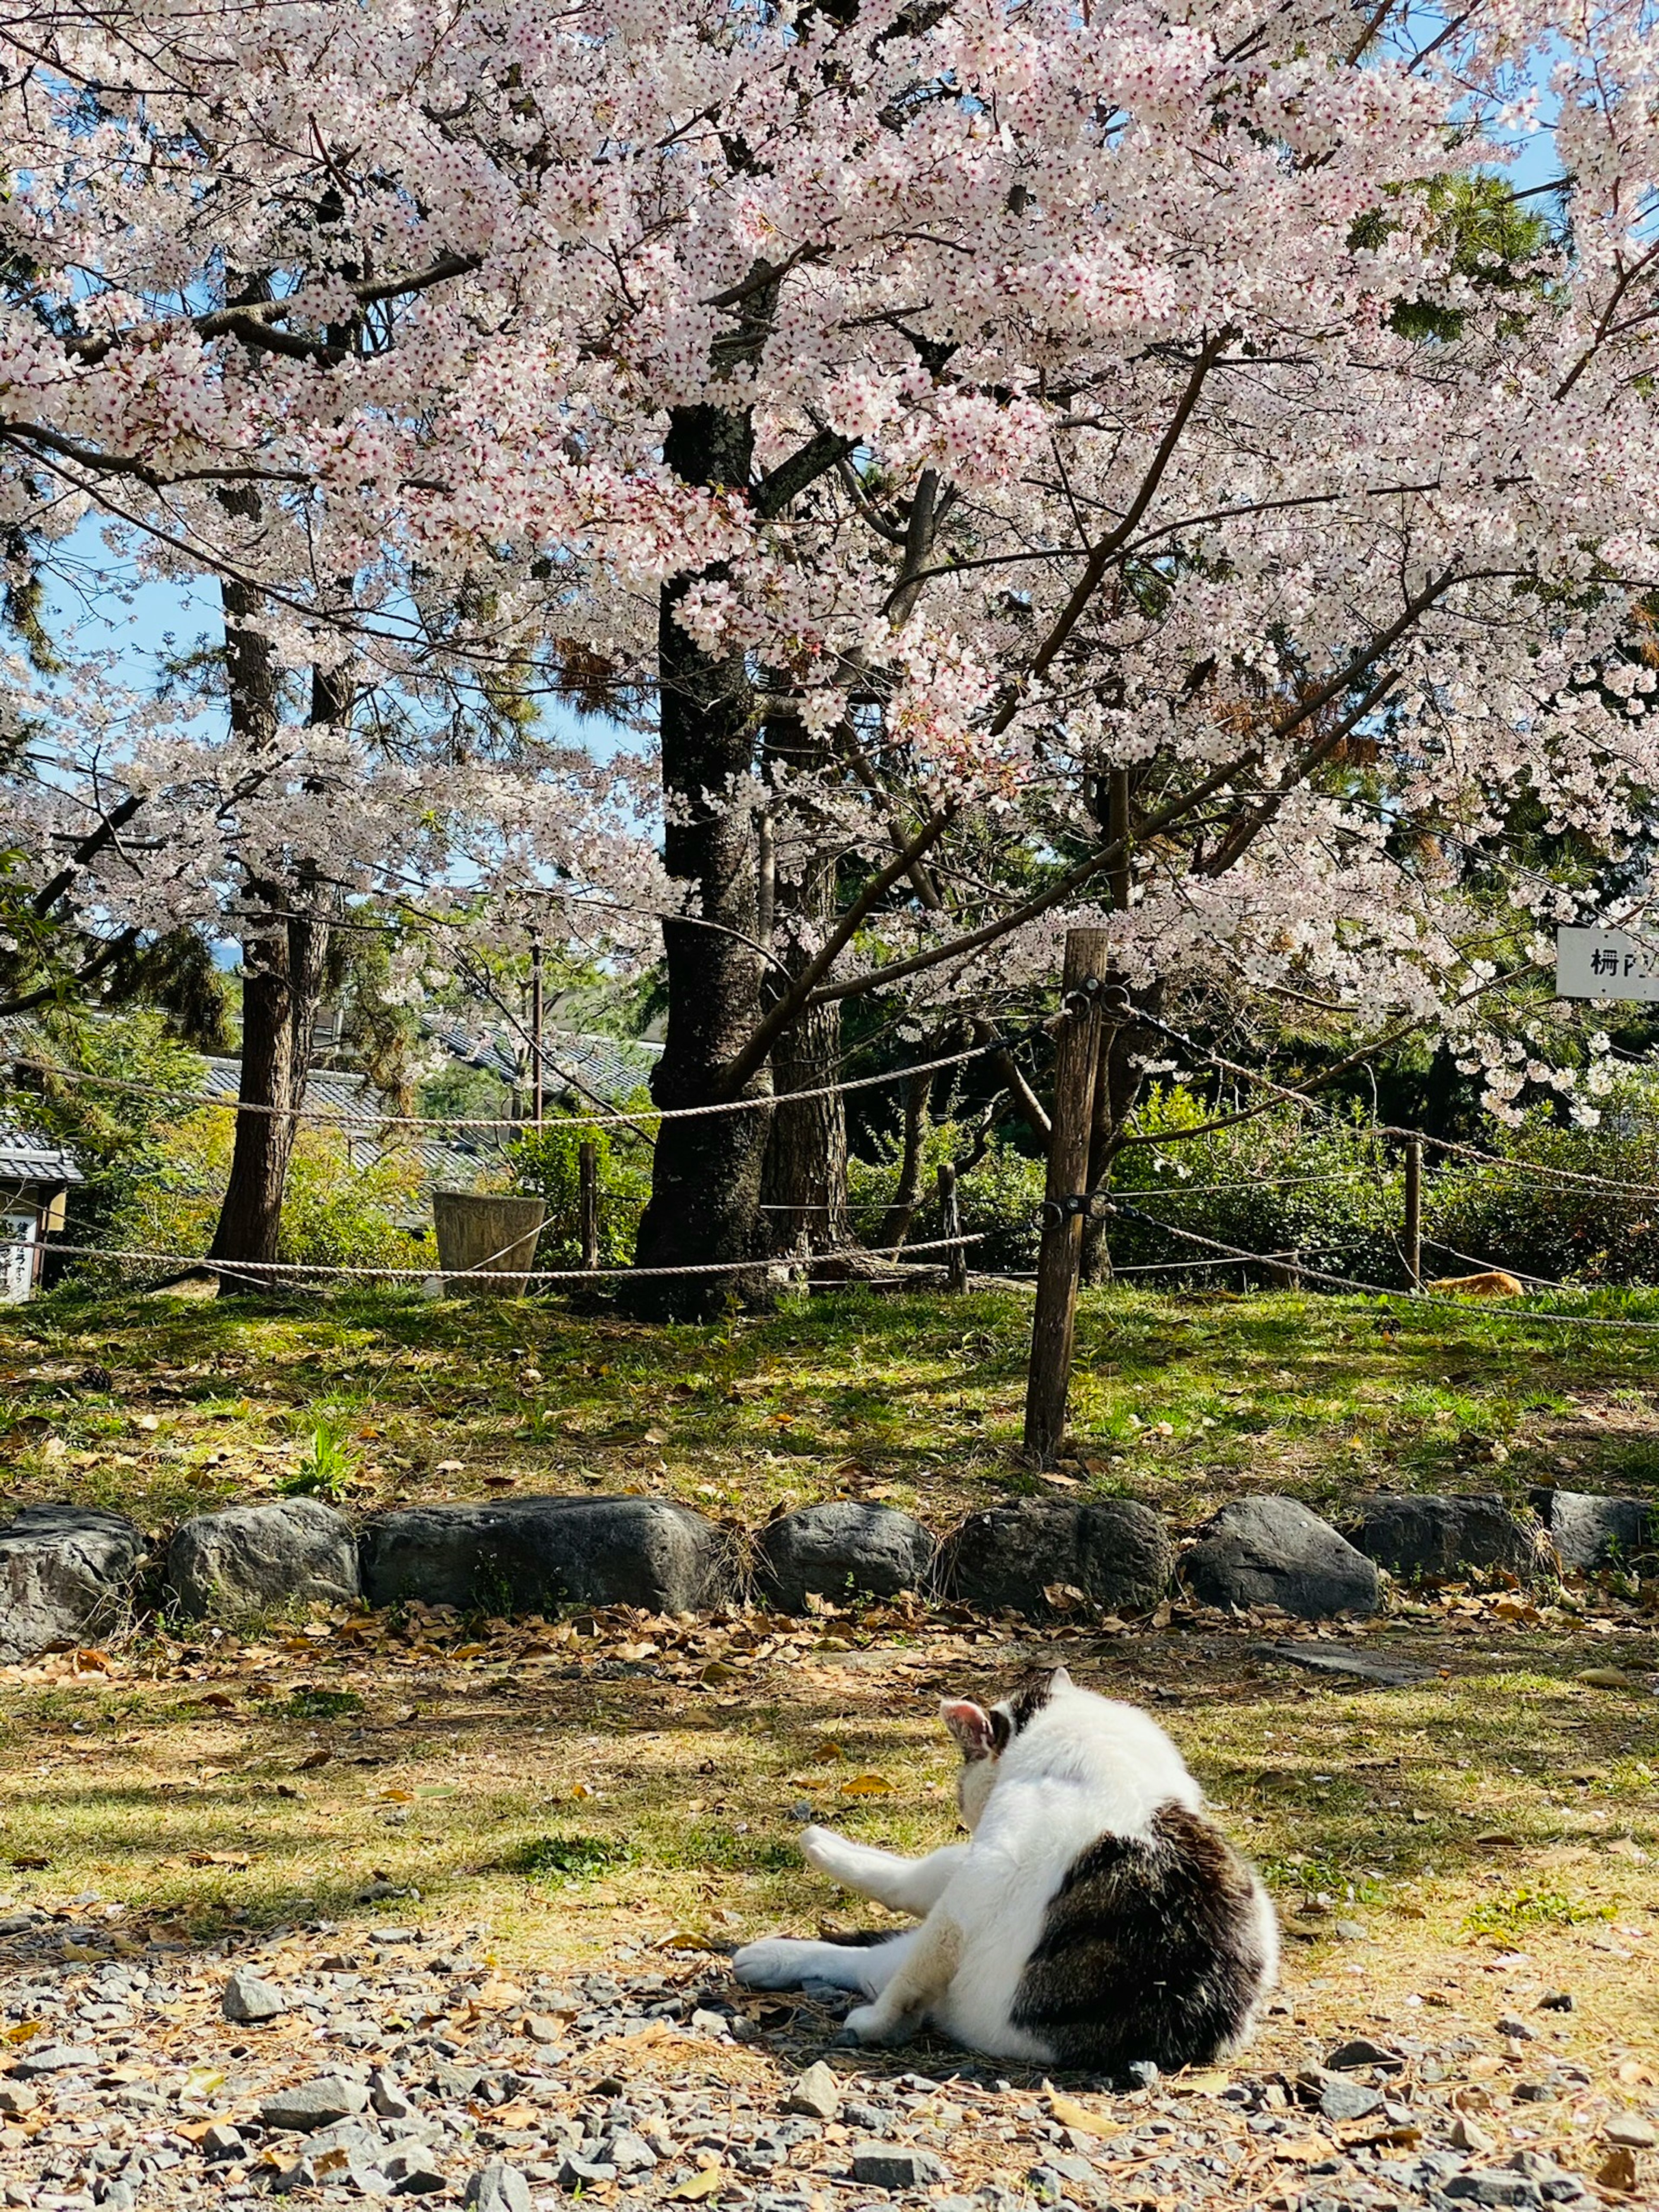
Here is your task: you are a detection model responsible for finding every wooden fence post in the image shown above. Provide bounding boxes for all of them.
[1404,1134,1422,1290]
[938,1162,967,1293]
[1023,928,1114,1461]
[579,1141,600,1269]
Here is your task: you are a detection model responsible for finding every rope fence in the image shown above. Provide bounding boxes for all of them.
[1,1030,1041,1133]
[0,1230,988,1285]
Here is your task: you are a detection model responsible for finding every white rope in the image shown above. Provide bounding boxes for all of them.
[2,1033,1032,1134]
[11,1230,986,1283]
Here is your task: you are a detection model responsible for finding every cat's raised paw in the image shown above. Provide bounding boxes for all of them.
[800,1825,851,1875]
[731,1938,814,1990]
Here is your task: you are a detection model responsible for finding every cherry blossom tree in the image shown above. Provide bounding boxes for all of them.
[9,0,1659,1303]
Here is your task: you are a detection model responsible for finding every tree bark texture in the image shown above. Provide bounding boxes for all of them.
[629,403,773,1318]
[760,822,850,1262]
[208,641,346,1278]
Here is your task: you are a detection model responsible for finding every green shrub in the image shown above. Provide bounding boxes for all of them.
[1105,1084,1407,1289]
[848,1121,1045,1271]
[100,1110,431,1280]
[507,1100,655,1267]
[1427,1084,1659,1286]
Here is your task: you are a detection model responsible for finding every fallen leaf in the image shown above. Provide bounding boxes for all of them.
[296,1749,331,1771]
[840,1773,894,1796]
[1576,1667,1637,1690]
[1598,2148,1639,2194]
[1048,2092,1122,2139]
[183,1851,252,1869]
[2,2023,45,2046]
[673,2169,725,2200]
[1606,1838,1650,1863]
[657,1930,714,1951]
[377,1788,414,1804]
[1171,2070,1232,2096]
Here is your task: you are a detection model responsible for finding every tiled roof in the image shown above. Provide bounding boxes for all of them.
[0,1123,81,1186]
[417,1017,660,1104]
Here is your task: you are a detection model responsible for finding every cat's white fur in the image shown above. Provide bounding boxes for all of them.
[732,1669,1278,2058]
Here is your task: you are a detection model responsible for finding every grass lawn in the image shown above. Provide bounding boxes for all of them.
[0,1281,1654,2097]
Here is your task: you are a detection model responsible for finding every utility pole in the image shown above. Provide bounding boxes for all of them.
[1023,928,1114,1461]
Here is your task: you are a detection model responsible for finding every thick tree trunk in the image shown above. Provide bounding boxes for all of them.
[628,403,772,1319]
[760,841,850,1262]
[208,649,346,1281]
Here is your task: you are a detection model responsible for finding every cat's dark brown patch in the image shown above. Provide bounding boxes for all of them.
[1000,1668,1062,1741]
[1010,1802,1271,2077]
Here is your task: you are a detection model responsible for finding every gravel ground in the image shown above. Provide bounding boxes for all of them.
[0,1912,1650,2212]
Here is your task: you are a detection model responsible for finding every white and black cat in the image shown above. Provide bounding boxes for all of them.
[733,1667,1278,2074]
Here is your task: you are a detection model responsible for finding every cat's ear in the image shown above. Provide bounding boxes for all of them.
[940,1697,998,1760]
[1049,1665,1073,1693]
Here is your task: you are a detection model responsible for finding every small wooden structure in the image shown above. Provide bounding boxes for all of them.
[0,1122,80,1302]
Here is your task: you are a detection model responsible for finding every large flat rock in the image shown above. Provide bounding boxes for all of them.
[358,1496,731,1615]
[755,1501,934,1614]
[1182,1497,1379,1619]
[1531,1487,1657,1573]
[0,1506,148,1661]
[1348,1493,1546,1583]
[941,1498,1172,1619]
[166,1500,360,1621]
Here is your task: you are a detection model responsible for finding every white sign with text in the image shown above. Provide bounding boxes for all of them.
[1556,925,1659,1001]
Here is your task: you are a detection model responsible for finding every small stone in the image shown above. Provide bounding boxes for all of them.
[603,2130,658,2175]
[1319,2081,1383,2124]
[200,2122,245,2159]
[261,2075,371,2130]
[1327,2037,1399,2069]
[1605,2116,1657,2149]
[222,1966,288,2023]
[1334,1919,1368,1942]
[1123,2061,1159,2092]
[1452,2117,1496,2156]
[523,2013,565,2044]
[466,2160,533,2212]
[558,2153,618,2190]
[1496,2016,1535,2041]
[850,2144,944,2189]
[273,2157,317,2195]
[784,2062,841,2120]
[690,2008,729,2036]
[11,2043,99,2076]
[1538,1991,1574,2013]
[1445,2170,1541,2206]
[383,2146,448,2195]
[369,2067,414,2119]
[0,2084,36,2117]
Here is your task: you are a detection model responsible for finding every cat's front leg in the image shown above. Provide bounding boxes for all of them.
[803,1827,969,1916]
[835,1914,962,2047]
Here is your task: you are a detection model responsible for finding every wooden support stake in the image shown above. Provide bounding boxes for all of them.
[938,1162,967,1293]
[1023,928,1114,1461]
[1404,1133,1422,1290]
[579,1141,600,1269]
